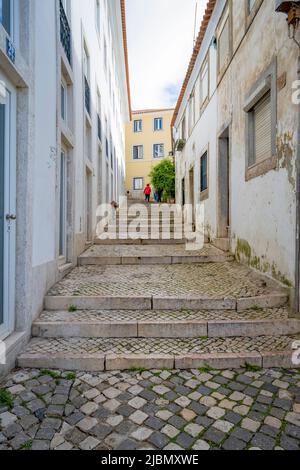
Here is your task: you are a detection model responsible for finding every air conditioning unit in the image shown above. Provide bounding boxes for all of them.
[275,0,300,13]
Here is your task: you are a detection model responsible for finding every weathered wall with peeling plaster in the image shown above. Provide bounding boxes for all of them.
[174,0,298,288]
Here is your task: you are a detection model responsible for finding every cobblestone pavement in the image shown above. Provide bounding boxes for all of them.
[1,367,300,450]
[47,263,283,298]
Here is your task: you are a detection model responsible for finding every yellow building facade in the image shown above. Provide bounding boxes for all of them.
[125,109,174,199]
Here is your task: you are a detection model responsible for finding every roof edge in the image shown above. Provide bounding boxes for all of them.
[132,108,175,115]
[171,0,216,128]
[120,0,132,121]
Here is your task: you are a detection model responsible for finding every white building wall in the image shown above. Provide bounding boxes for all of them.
[174,0,298,292]
[32,0,57,268]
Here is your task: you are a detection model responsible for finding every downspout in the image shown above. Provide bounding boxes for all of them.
[294,47,300,316]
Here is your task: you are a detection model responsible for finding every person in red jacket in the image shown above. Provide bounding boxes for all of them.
[144,184,152,203]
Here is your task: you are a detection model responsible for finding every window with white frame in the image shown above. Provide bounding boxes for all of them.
[153,144,164,159]
[154,117,163,131]
[61,80,67,122]
[133,178,143,191]
[217,7,230,75]
[188,92,195,135]
[96,0,100,34]
[104,37,108,71]
[133,145,144,160]
[181,116,186,140]
[83,44,90,82]
[200,56,209,107]
[134,120,142,133]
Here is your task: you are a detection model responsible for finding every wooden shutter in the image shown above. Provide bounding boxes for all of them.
[218,17,229,72]
[254,91,272,164]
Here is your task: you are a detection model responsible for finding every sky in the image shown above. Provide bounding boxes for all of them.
[126,0,207,111]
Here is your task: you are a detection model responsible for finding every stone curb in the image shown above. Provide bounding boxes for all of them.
[32,318,300,339]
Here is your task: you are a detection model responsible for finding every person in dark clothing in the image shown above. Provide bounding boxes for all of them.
[157,189,163,203]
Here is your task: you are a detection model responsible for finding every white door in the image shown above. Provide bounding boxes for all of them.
[0,72,16,340]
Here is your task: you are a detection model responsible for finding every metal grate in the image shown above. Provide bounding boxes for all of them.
[60,0,72,65]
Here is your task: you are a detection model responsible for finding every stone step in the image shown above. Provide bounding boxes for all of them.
[78,244,233,266]
[212,238,230,252]
[94,238,187,245]
[44,263,289,311]
[32,308,300,339]
[17,334,300,371]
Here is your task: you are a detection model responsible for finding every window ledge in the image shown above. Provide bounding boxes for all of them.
[245,155,277,182]
[200,189,209,202]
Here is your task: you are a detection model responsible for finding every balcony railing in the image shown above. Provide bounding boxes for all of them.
[97,114,102,141]
[85,77,91,115]
[60,0,72,65]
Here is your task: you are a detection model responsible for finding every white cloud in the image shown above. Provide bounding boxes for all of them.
[126,0,207,110]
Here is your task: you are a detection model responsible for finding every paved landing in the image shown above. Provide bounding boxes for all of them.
[47,263,284,299]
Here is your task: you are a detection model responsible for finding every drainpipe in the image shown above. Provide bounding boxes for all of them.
[294,48,300,315]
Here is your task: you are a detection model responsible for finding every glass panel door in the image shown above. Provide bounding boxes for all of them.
[0,104,4,330]
[0,73,16,340]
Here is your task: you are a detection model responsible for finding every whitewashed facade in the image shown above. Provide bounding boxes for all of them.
[0,0,130,376]
[173,0,299,308]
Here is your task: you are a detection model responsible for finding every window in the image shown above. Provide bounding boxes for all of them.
[61,81,67,122]
[83,44,90,82]
[188,92,195,135]
[200,152,208,193]
[134,120,142,133]
[96,0,100,33]
[104,37,108,71]
[153,144,164,159]
[244,60,277,181]
[200,56,209,107]
[248,0,256,13]
[0,0,12,35]
[154,117,163,131]
[97,90,102,141]
[133,178,143,191]
[217,8,230,75]
[181,116,186,140]
[133,145,144,160]
[250,91,272,166]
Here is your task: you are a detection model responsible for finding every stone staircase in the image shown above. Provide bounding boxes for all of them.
[18,202,300,372]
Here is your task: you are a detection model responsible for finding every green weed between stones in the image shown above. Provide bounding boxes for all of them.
[198,364,216,373]
[40,369,60,379]
[20,440,33,450]
[128,367,147,374]
[65,372,77,381]
[68,305,78,313]
[244,363,262,373]
[0,389,14,409]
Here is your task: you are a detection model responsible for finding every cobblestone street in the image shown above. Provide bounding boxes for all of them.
[1,367,300,450]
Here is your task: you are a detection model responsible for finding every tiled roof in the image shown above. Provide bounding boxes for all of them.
[120,0,132,120]
[171,0,216,128]
[132,108,175,115]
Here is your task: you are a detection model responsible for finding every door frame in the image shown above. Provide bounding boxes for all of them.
[58,146,68,265]
[217,125,231,238]
[0,70,16,340]
[189,166,195,226]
